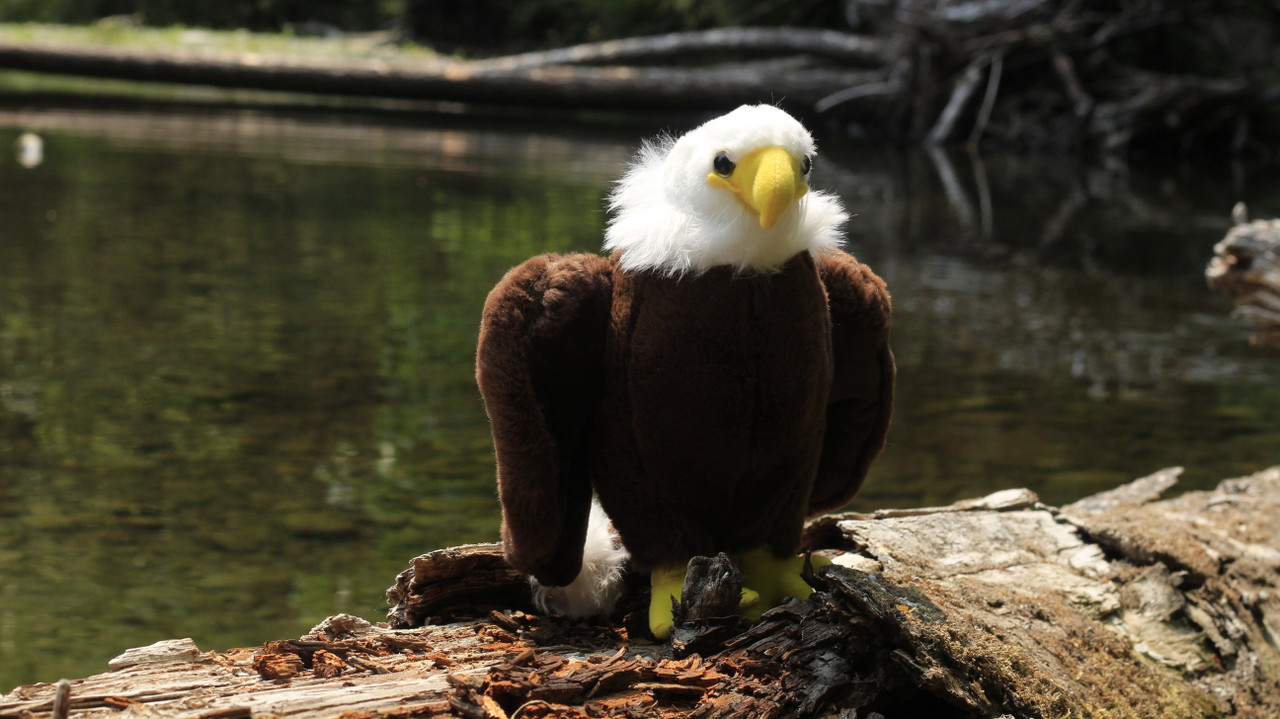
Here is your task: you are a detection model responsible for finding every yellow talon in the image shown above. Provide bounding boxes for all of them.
[648,564,686,640]
[737,548,816,623]
[649,552,823,637]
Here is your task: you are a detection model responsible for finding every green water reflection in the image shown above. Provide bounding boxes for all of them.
[1,105,1277,690]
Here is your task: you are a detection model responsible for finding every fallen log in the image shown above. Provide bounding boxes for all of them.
[0,29,883,112]
[2,7,1278,153]
[4,466,1277,718]
[463,27,899,72]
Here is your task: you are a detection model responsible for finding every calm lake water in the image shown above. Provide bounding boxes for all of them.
[1,101,1278,690]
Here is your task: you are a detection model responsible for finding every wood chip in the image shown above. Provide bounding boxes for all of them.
[312,650,348,678]
[447,695,489,719]
[251,652,306,680]
[108,638,203,669]
[488,611,523,633]
[346,654,392,675]
[634,682,705,702]
[527,681,584,703]
[199,708,253,719]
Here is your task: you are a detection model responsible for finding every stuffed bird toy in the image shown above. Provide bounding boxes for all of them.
[477,104,894,639]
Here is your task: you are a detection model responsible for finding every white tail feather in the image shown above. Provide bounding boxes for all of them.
[530,498,630,618]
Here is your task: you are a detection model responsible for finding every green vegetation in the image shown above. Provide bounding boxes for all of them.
[0,0,402,32]
[398,0,843,54]
[0,116,619,689]
[0,21,436,60]
[0,0,844,50]
[1,71,1277,689]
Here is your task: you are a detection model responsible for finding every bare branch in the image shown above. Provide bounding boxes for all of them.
[814,69,902,113]
[926,55,989,146]
[468,27,900,71]
[966,51,1003,146]
[1052,48,1094,117]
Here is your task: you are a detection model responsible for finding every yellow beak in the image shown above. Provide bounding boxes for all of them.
[707,145,808,230]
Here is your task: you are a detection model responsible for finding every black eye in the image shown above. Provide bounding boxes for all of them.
[801,156,812,175]
[713,152,735,177]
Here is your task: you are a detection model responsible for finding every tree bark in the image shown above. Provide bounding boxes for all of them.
[0,33,881,112]
[1207,204,1280,347]
[464,27,899,71]
[4,466,1279,718]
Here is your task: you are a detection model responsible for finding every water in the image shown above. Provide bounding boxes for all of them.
[1,102,1277,690]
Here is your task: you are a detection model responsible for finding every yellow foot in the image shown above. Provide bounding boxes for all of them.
[737,548,819,623]
[648,564,686,640]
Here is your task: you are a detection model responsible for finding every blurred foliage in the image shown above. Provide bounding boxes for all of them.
[2,0,1276,76]
[1107,0,1280,78]
[401,0,844,54]
[0,23,440,62]
[0,0,844,46]
[0,0,406,31]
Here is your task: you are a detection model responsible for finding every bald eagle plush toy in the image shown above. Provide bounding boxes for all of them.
[477,104,894,639]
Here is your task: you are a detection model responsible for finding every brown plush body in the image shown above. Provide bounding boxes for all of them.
[477,249,893,587]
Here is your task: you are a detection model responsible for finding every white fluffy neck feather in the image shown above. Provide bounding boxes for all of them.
[603,106,849,277]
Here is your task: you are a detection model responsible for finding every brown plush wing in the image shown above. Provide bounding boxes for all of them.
[808,250,896,514]
[476,253,614,587]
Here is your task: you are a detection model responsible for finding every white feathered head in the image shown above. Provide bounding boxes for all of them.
[604,104,848,277]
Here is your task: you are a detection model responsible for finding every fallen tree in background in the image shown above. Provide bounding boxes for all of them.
[1,1,1278,154]
[4,466,1278,717]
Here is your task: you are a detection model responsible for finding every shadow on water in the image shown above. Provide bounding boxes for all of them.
[0,101,1277,689]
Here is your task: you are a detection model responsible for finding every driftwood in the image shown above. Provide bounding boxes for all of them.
[1207,203,1280,347]
[0,28,883,113]
[462,27,899,72]
[5,466,1278,718]
[834,0,1272,152]
[2,5,1278,152]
